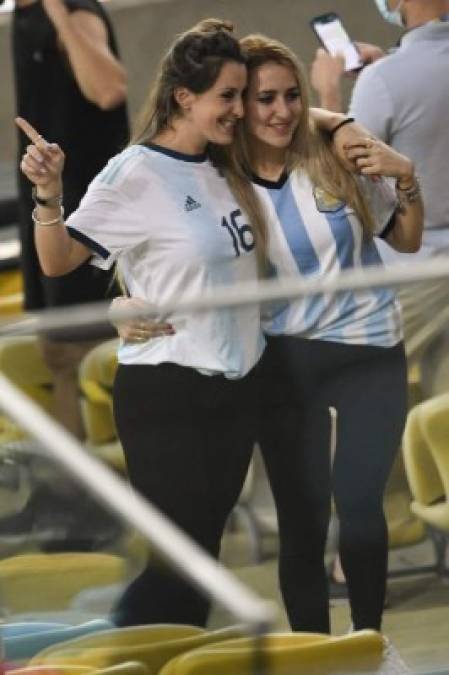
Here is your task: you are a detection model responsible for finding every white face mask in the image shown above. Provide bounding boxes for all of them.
[374,0,405,27]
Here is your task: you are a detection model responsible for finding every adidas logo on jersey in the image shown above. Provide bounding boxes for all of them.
[184,195,201,212]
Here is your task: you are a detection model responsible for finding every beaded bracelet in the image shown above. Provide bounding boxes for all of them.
[32,206,65,227]
[395,177,421,207]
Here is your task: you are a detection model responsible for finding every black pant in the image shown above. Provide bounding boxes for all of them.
[112,362,258,627]
[259,336,407,632]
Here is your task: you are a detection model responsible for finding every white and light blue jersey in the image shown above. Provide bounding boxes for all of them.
[66,143,264,377]
[256,170,402,347]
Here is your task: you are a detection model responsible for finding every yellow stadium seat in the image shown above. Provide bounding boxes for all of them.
[0,553,127,613]
[385,452,427,571]
[31,626,244,675]
[10,662,148,675]
[96,663,149,675]
[35,625,204,653]
[78,340,119,447]
[0,336,54,442]
[10,666,92,675]
[402,393,449,577]
[0,268,24,316]
[78,340,126,475]
[158,630,384,675]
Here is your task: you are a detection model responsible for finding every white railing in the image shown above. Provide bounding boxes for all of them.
[1,257,449,341]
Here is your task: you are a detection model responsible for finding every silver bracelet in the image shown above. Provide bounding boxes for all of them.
[32,206,65,227]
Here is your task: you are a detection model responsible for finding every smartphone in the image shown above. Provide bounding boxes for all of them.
[310,12,364,73]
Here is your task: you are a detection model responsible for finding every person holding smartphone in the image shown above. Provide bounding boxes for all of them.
[310,12,366,73]
[310,10,386,112]
[311,0,449,398]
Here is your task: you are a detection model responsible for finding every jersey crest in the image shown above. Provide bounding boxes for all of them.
[313,186,345,213]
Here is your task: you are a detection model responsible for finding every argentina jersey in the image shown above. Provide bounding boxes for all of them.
[255,171,402,347]
[66,144,264,377]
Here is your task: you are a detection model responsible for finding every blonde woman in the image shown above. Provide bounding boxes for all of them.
[233,34,422,634]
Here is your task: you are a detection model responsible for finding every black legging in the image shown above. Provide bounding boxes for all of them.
[259,336,407,633]
[112,362,258,627]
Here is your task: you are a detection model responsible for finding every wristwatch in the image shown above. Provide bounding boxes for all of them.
[32,186,63,207]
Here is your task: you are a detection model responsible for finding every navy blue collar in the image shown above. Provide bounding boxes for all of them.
[251,171,289,190]
[143,142,208,163]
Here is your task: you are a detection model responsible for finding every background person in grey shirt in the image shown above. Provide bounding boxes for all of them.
[311,0,449,395]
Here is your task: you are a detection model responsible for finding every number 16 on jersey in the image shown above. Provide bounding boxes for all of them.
[221,209,255,257]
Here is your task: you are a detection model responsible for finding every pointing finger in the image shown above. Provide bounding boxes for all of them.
[15,117,44,143]
[15,117,51,155]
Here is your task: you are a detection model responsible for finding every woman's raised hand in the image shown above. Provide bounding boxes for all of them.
[109,296,176,344]
[15,117,65,195]
[344,137,415,182]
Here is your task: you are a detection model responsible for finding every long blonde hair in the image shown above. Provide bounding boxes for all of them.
[235,34,376,236]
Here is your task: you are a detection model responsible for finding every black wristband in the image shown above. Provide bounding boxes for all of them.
[329,117,355,140]
[32,185,63,207]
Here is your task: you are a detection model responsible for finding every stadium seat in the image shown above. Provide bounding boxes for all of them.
[385,452,427,576]
[30,626,244,675]
[0,553,127,614]
[402,394,449,577]
[0,336,54,443]
[158,630,384,675]
[10,663,148,675]
[78,339,126,475]
[78,340,119,447]
[0,268,23,317]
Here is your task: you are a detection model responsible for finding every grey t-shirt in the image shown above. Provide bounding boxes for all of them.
[349,21,449,253]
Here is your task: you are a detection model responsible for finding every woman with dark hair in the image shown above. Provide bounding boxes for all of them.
[16,20,268,628]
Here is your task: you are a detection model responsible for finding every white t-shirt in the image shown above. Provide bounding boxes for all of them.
[66,143,264,377]
[255,170,403,347]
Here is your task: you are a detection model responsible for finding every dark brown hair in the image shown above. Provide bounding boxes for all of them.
[131,19,245,143]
